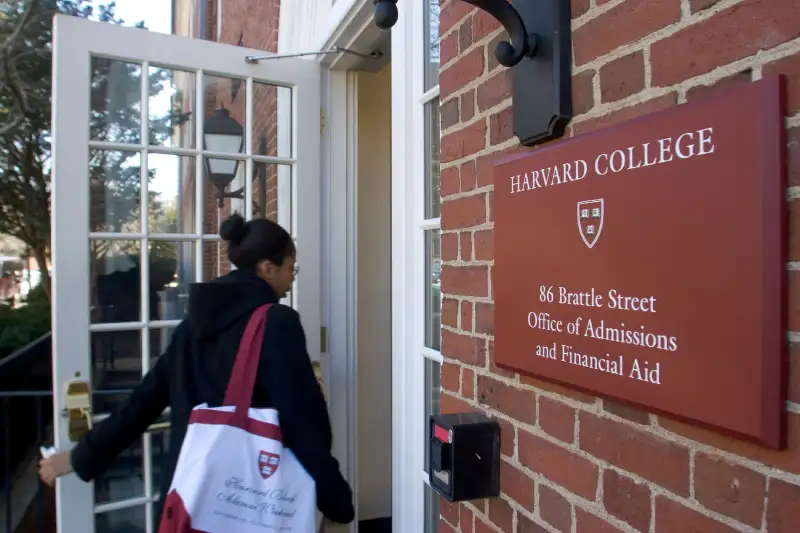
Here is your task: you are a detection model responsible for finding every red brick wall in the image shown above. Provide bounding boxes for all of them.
[438,0,800,531]
[201,0,281,281]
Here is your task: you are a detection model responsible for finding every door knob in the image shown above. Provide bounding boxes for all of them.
[65,380,93,442]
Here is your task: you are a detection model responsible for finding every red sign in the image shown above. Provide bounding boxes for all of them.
[493,77,787,448]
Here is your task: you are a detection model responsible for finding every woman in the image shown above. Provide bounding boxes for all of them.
[40,214,355,525]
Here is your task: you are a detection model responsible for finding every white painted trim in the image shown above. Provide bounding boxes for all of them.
[419,86,440,105]
[324,69,359,533]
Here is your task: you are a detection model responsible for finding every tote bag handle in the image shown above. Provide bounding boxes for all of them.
[222,304,272,425]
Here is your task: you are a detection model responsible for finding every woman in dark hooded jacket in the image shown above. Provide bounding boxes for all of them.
[39,214,355,526]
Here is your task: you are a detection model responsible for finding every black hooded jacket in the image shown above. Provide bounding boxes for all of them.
[71,269,355,524]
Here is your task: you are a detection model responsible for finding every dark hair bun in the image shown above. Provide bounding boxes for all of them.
[220,214,247,244]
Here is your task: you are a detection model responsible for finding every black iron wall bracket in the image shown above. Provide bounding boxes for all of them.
[374,0,572,147]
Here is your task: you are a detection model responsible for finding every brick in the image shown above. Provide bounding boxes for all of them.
[474,302,492,335]
[489,107,513,145]
[489,414,513,456]
[486,341,516,379]
[439,518,458,533]
[518,430,599,499]
[440,497,460,525]
[684,71,752,102]
[573,0,681,65]
[458,17,473,53]
[459,232,473,261]
[460,504,474,533]
[763,52,800,116]
[439,0,474,36]
[488,497,513,532]
[472,9,501,41]
[441,329,487,365]
[442,264,488,298]
[572,70,595,116]
[442,297,458,328]
[790,127,800,188]
[572,0,590,19]
[441,98,460,130]
[575,508,625,533]
[651,0,800,86]
[572,93,677,136]
[519,374,596,404]
[658,413,800,475]
[474,517,494,533]
[440,48,485,101]
[441,33,459,65]
[579,413,690,494]
[477,375,537,426]
[603,470,651,531]
[600,51,645,103]
[475,153,497,188]
[501,460,534,510]
[602,399,649,425]
[442,231,459,261]
[767,479,800,531]
[460,300,473,331]
[461,90,475,122]
[693,453,765,528]
[477,70,511,112]
[538,484,572,532]
[442,120,487,163]
[441,391,474,414]
[474,229,493,261]
[538,396,576,443]
[460,160,477,192]
[517,514,549,533]
[654,495,738,533]
[462,372,476,403]
[441,362,461,394]
[441,166,460,197]
[441,194,487,230]
[690,0,722,12]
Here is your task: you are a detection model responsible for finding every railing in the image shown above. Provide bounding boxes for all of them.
[0,391,54,533]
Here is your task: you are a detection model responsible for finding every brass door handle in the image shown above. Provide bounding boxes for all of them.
[65,380,172,441]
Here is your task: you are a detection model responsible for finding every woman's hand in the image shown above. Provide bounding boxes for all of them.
[39,451,73,487]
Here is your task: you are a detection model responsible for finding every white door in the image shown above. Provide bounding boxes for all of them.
[50,14,324,532]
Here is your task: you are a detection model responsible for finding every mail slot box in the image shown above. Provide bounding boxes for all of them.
[429,412,501,502]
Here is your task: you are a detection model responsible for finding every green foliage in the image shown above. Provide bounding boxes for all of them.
[0,298,50,360]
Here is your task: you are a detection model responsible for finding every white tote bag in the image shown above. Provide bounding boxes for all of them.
[158,304,318,533]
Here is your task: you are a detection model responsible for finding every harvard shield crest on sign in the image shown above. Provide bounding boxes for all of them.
[577,199,604,249]
[258,451,280,480]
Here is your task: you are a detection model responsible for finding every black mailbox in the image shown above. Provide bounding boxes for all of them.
[429,412,501,502]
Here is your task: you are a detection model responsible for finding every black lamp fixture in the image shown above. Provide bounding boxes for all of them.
[374,0,572,147]
[203,107,245,207]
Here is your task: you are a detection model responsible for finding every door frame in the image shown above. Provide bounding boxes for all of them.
[314,0,424,532]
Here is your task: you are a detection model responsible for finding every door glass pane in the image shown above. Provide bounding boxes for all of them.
[202,156,247,234]
[95,505,146,533]
[151,241,194,320]
[253,82,293,159]
[148,154,196,234]
[425,230,442,350]
[90,240,142,323]
[203,239,232,281]
[424,358,441,473]
[424,483,440,533]
[148,66,196,148]
[90,57,142,145]
[424,99,441,219]
[203,75,247,154]
[90,150,143,233]
[425,0,441,90]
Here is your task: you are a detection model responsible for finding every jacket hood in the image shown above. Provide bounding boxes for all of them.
[186,269,279,338]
